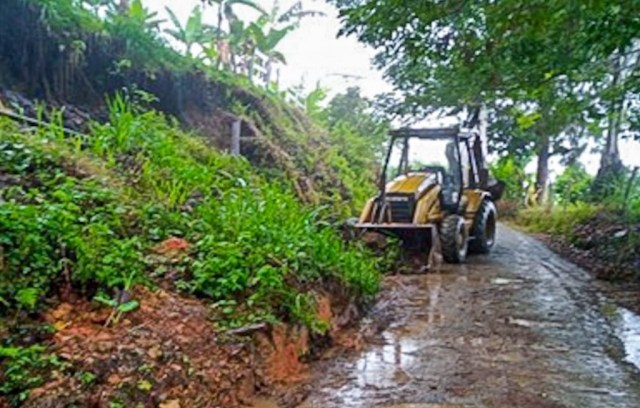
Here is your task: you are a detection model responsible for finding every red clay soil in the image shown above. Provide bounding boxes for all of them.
[1,284,361,408]
[26,287,256,408]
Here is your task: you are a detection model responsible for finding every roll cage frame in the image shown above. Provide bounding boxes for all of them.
[379,127,484,213]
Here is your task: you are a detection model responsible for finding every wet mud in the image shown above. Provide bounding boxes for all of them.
[296,225,640,408]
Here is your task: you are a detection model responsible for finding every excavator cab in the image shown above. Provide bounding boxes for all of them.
[356,127,500,267]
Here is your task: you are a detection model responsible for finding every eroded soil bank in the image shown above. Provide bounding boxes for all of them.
[284,225,640,408]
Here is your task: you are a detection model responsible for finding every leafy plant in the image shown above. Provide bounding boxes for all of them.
[0,120,144,312]
[165,6,216,58]
[517,202,600,238]
[0,345,63,404]
[15,288,40,311]
[490,157,530,203]
[94,291,140,327]
[554,164,593,205]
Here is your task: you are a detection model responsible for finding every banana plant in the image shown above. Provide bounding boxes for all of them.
[246,17,292,83]
[107,0,164,31]
[246,1,326,84]
[248,17,291,64]
[165,6,216,58]
[204,0,266,68]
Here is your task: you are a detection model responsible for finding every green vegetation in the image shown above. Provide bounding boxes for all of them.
[0,95,381,327]
[515,169,639,280]
[164,5,216,59]
[0,0,389,339]
[517,203,601,239]
[304,86,390,214]
[0,0,384,219]
[554,164,593,206]
[16,0,322,88]
[0,344,65,404]
[490,157,529,203]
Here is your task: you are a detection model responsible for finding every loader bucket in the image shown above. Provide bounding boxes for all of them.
[355,223,442,270]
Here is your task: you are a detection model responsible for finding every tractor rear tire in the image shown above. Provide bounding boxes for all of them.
[441,215,468,264]
[470,200,497,254]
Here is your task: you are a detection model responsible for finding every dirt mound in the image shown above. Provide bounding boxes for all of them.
[0,286,366,408]
[27,287,255,407]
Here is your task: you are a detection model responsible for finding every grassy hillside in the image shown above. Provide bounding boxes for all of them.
[0,1,392,404]
[0,96,384,404]
[0,95,380,322]
[0,0,381,219]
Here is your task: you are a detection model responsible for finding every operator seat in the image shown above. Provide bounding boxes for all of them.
[441,141,461,207]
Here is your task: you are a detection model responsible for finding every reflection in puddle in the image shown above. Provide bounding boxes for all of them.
[613,307,640,369]
[355,332,420,390]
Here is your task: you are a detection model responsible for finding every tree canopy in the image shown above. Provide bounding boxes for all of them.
[329,0,640,198]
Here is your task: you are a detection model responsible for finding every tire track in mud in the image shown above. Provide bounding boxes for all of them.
[296,225,640,408]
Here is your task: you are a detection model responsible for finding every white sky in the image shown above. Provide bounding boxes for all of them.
[146,0,639,175]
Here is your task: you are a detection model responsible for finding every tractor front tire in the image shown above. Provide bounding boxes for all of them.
[441,215,468,264]
[470,200,497,254]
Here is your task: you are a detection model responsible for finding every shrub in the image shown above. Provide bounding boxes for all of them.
[490,157,529,202]
[599,168,640,222]
[553,164,593,205]
[0,344,64,405]
[0,131,144,311]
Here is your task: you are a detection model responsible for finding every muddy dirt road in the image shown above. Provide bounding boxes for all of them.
[299,225,640,408]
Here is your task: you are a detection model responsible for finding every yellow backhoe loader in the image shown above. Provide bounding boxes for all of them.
[356,127,503,267]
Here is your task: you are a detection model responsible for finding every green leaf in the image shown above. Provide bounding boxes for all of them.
[0,347,21,358]
[15,287,39,310]
[137,379,153,392]
[516,112,542,130]
[164,7,186,42]
[94,294,118,308]
[117,300,139,313]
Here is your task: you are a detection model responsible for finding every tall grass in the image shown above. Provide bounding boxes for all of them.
[516,202,601,237]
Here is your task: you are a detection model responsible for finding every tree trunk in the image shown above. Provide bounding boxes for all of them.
[535,133,550,204]
[215,3,224,69]
[597,100,624,179]
[593,52,626,197]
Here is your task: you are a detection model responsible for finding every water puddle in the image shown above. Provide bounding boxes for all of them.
[611,307,640,369]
